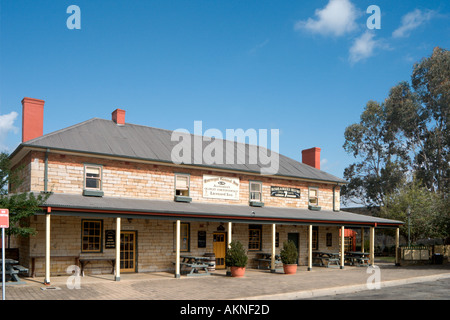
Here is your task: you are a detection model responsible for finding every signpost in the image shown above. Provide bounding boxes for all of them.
[1,209,9,300]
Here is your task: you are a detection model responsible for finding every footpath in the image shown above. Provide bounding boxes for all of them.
[2,263,450,300]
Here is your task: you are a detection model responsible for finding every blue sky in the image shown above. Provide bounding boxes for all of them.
[0,0,449,181]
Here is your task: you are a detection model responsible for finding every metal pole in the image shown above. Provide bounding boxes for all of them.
[2,228,5,300]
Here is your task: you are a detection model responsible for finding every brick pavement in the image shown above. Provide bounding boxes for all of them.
[2,263,450,300]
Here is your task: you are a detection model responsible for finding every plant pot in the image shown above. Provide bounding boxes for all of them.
[283,264,297,275]
[230,266,246,277]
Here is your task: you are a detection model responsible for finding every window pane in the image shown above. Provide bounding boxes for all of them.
[250,182,261,192]
[176,175,189,190]
[86,167,100,175]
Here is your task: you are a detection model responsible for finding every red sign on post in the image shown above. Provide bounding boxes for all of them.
[0,209,9,228]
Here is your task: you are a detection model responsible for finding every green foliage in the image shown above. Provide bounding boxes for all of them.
[280,240,298,265]
[225,240,248,268]
[0,152,49,240]
[381,179,450,242]
[343,47,449,208]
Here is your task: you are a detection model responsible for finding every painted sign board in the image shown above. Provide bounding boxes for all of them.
[0,209,9,229]
[203,175,240,200]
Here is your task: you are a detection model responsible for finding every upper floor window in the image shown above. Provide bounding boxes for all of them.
[308,187,319,208]
[249,181,264,207]
[83,164,104,197]
[174,173,192,202]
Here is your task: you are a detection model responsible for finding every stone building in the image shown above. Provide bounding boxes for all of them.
[8,97,403,284]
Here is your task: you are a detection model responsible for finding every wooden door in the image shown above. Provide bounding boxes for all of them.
[213,233,226,269]
[120,231,137,273]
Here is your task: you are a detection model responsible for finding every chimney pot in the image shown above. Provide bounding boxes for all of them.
[112,109,125,125]
[302,147,321,170]
[22,97,45,143]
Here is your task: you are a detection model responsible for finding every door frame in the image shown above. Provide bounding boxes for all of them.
[120,230,138,273]
[213,232,227,269]
[287,232,300,265]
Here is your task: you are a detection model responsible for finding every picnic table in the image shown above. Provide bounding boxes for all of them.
[344,251,370,266]
[254,253,282,269]
[0,259,28,284]
[312,251,340,268]
[176,255,213,276]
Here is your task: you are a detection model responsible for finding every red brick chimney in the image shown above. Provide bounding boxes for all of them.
[302,147,321,170]
[112,109,125,125]
[22,97,45,143]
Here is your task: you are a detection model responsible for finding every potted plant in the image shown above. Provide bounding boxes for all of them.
[225,240,248,277]
[280,240,299,274]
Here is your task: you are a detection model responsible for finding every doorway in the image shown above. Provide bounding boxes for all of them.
[120,231,137,273]
[287,233,300,265]
[213,232,226,269]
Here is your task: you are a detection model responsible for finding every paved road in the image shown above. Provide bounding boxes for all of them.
[306,277,450,300]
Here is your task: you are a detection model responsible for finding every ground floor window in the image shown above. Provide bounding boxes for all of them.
[81,220,103,253]
[248,225,262,250]
[312,226,319,250]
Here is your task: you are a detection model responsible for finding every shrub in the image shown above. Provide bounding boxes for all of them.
[280,240,298,265]
[225,240,248,268]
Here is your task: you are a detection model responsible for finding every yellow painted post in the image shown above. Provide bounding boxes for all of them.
[308,225,313,271]
[370,226,375,266]
[115,217,121,281]
[228,222,232,247]
[227,222,232,276]
[361,227,364,253]
[340,226,345,269]
[395,227,400,266]
[44,213,51,285]
[271,224,276,273]
[175,220,181,278]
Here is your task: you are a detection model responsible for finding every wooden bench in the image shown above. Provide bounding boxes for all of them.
[255,259,282,269]
[78,257,115,276]
[12,265,29,274]
[30,255,80,277]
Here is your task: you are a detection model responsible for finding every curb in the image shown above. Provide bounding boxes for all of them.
[239,273,450,300]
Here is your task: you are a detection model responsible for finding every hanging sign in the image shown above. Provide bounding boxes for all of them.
[105,230,116,249]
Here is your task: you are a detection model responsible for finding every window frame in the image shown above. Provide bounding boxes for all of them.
[174,173,192,202]
[83,164,104,197]
[312,226,319,250]
[81,219,103,253]
[308,187,319,207]
[248,224,262,251]
[249,180,263,202]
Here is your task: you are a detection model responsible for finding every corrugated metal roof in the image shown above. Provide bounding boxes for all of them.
[20,118,346,183]
[43,193,403,227]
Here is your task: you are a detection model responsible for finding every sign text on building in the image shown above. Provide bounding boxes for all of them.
[203,175,240,200]
[270,186,300,198]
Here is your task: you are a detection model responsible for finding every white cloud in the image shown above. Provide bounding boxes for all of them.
[294,0,359,37]
[349,31,378,64]
[392,9,435,38]
[0,111,19,151]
